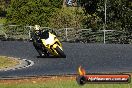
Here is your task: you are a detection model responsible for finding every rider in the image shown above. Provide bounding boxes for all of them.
[32,25,49,40]
[32,25,42,41]
[32,25,48,56]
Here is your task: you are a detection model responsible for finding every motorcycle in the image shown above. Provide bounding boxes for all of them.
[33,30,66,58]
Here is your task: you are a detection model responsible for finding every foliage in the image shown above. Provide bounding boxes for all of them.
[0,0,9,17]
[0,18,6,23]
[79,0,98,15]
[4,0,132,43]
[49,7,85,29]
[6,0,63,26]
[79,0,132,44]
[0,0,6,11]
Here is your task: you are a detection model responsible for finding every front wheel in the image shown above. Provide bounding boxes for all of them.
[55,46,66,58]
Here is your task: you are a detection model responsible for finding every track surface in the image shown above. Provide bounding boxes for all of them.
[0,41,132,77]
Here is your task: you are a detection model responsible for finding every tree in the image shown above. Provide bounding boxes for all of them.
[79,0,132,43]
[79,0,98,15]
[49,7,85,29]
[6,0,63,26]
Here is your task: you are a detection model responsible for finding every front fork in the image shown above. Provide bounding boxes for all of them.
[53,44,63,50]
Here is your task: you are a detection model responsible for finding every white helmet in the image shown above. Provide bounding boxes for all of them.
[34,25,40,31]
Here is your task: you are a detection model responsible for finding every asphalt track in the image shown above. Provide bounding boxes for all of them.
[0,41,132,77]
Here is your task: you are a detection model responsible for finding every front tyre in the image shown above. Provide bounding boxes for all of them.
[55,46,66,58]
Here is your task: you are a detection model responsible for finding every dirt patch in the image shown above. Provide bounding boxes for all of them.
[0,76,76,84]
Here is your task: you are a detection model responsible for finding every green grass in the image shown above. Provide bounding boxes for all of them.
[0,56,19,69]
[0,78,131,88]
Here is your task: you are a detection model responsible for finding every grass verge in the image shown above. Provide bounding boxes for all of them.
[0,56,19,69]
[0,75,131,88]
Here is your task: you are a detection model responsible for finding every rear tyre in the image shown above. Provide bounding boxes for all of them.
[55,46,66,58]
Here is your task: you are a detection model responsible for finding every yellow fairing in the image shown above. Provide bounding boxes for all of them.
[41,32,63,56]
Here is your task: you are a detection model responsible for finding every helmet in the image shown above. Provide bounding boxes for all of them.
[34,25,40,31]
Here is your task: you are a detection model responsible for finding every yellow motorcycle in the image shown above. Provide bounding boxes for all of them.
[33,30,66,58]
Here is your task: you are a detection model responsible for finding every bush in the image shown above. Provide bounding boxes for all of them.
[49,7,86,29]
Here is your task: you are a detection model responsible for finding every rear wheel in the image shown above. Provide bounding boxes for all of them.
[55,46,66,58]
